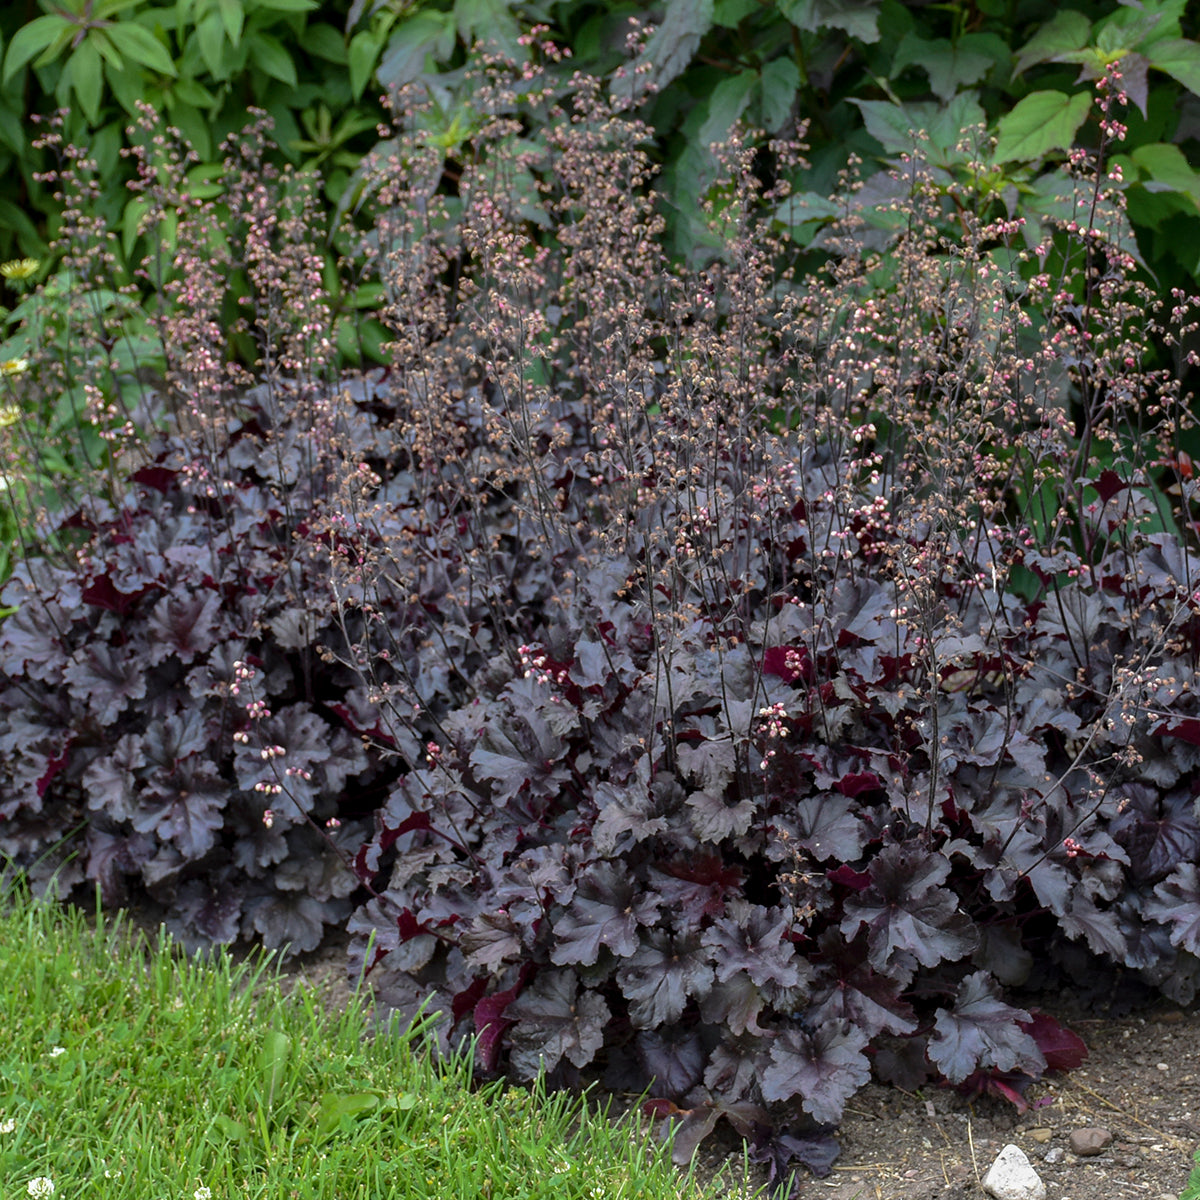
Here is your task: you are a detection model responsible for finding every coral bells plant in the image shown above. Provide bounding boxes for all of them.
[2,42,1200,1191]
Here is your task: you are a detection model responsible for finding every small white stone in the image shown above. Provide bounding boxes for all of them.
[983,1143,1047,1200]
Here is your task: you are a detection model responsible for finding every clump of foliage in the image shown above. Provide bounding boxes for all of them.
[2,40,1200,1196]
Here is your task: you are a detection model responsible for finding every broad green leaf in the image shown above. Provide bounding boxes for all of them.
[3,15,69,83]
[455,0,523,62]
[698,69,757,148]
[375,12,455,91]
[65,38,104,125]
[779,0,880,43]
[714,0,758,27]
[1013,10,1091,77]
[1094,10,1161,57]
[993,90,1092,164]
[891,32,1000,102]
[348,29,380,99]
[217,0,245,44]
[1131,142,1200,212]
[106,22,177,74]
[1148,37,1200,96]
[639,0,714,92]
[849,98,919,155]
[759,56,800,131]
[246,30,296,84]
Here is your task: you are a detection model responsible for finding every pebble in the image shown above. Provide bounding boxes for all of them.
[983,1144,1047,1200]
[1068,1126,1114,1156]
[1027,1127,1052,1143]
[1044,1147,1065,1165]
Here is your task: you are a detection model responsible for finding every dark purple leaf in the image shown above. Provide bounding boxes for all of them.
[761,1021,871,1124]
[550,862,661,966]
[506,969,611,1077]
[701,900,809,990]
[1111,784,1200,881]
[791,793,866,862]
[617,930,715,1027]
[840,843,976,972]
[927,971,1043,1084]
[635,1027,708,1097]
[1145,863,1200,954]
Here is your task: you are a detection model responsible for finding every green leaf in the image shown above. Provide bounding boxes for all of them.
[759,56,800,131]
[248,0,318,12]
[65,38,104,125]
[106,22,177,74]
[313,1091,380,1136]
[890,32,1000,102]
[374,12,455,91]
[257,1029,292,1106]
[217,0,245,44]
[778,0,880,43]
[455,0,523,61]
[196,11,228,77]
[302,22,347,64]
[993,90,1092,164]
[246,30,296,84]
[170,75,217,107]
[713,0,758,27]
[3,15,69,83]
[849,98,919,155]
[122,194,153,258]
[1147,37,1200,96]
[639,0,715,92]
[210,1113,248,1142]
[1012,10,1091,77]
[1131,142,1200,212]
[347,29,380,99]
[698,69,757,148]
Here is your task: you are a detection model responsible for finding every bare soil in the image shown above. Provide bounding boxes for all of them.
[87,906,1200,1200]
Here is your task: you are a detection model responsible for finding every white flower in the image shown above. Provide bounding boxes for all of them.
[0,1116,16,1133]
[28,1178,55,1199]
[194,1187,212,1200]
[48,1047,66,1058]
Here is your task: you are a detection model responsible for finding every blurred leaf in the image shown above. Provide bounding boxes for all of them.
[779,0,880,43]
[65,38,105,125]
[105,22,177,75]
[1131,141,1200,212]
[1148,37,1200,96]
[257,1029,292,1105]
[1013,9,1091,77]
[348,28,381,99]
[993,90,1092,164]
[698,69,757,148]
[246,30,296,84]
[758,56,800,131]
[636,0,715,93]
[3,15,69,83]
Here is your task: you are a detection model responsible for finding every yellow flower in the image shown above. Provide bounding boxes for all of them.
[0,405,18,427]
[0,258,39,282]
[0,358,27,377]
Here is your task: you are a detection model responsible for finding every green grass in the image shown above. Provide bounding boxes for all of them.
[0,874,746,1200]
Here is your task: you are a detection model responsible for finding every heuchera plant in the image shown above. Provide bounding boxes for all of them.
[1,41,1199,1194]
